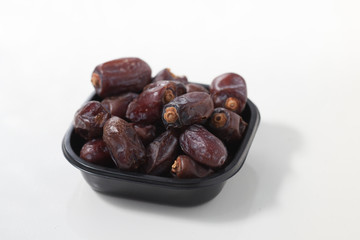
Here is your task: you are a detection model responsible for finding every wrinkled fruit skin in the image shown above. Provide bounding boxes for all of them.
[75,56,251,179]
[126,80,186,123]
[103,116,146,171]
[74,101,111,140]
[208,107,248,142]
[80,139,115,167]
[185,83,209,93]
[146,130,179,175]
[132,123,157,146]
[210,73,247,114]
[101,93,138,118]
[162,92,214,128]
[153,68,188,84]
[92,57,152,97]
[171,155,213,179]
[180,124,227,168]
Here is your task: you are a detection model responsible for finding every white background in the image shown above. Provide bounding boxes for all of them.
[1,0,359,239]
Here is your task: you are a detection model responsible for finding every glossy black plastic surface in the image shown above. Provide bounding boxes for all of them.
[62,87,260,206]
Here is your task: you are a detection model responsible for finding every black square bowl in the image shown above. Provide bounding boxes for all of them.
[62,90,260,206]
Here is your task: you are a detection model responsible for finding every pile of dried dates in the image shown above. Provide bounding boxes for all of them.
[74,57,248,179]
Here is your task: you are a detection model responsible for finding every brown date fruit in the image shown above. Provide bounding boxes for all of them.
[131,123,156,146]
[208,107,248,142]
[210,73,247,114]
[185,83,209,93]
[80,139,115,167]
[101,93,138,119]
[180,124,227,168]
[153,68,188,84]
[103,116,146,171]
[146,130,179,175]
[126,80,186,123]
[162,92,214,128]
[171,155,213,179]
[91,57,152,97]
[74,101,111,140]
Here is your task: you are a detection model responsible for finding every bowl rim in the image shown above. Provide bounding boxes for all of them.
[62,90,260,189]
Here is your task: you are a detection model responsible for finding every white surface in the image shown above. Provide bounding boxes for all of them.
[1,0,360,239]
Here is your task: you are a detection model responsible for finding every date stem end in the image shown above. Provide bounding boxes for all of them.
[163,107,179,123]
[91,73,101,88]
[211,113,227,128]
[225,97,239,111]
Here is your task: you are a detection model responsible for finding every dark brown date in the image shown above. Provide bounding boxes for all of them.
[74,101,111,140]
[185,83,209,93]
[101,93,138,118]
[208,107,248,142]
[171,155,213,178]
[126,80,186,123]
[162,92,214,128]
[210,73,247,114]
[132,123,156,146]
[103,116,146,171]
[91,57,152,97]
[146,130,179,175]
[179,124,227,168]
[153,68,188,84]
[80,139,115,167]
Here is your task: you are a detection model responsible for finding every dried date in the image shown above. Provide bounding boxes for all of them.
[103,116,146,171]
[210,73,247,114]
[80,139,115,167]
[162,92,214,128]
[185,83,209,93]
[208,107,248,142]
[145,130,179,175]
[101,93,138,118]
[153,68,188,84]
[132,123,157,146]
[126,80,186,123]
[171,155,213,178]
[74,101,111,140]
[91,57,151,97]
[179,124,227,168]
